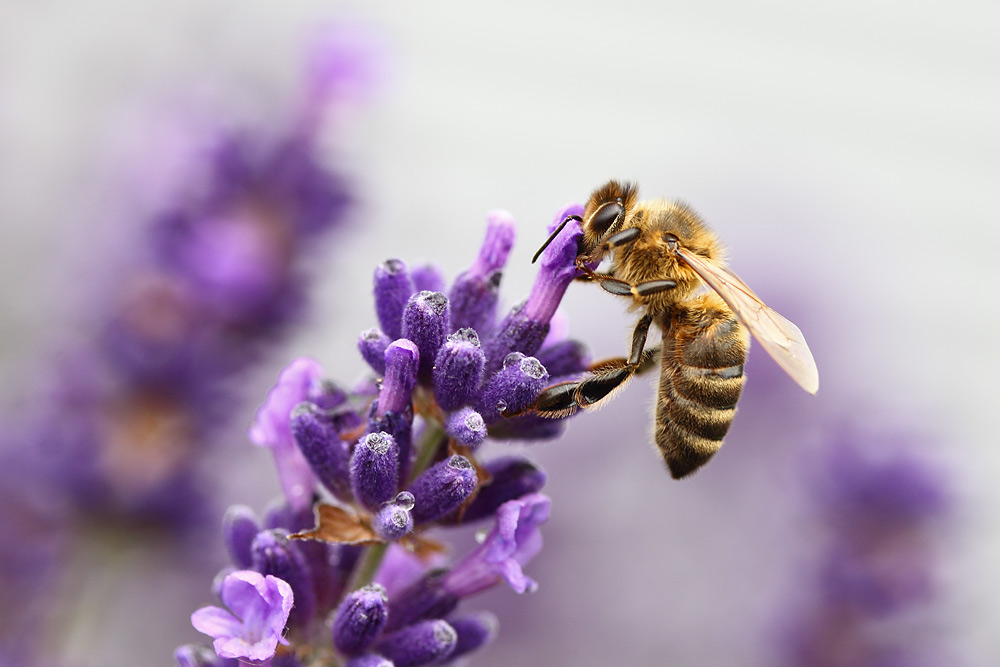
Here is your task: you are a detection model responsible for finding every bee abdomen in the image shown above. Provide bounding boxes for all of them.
[655,301,748,479]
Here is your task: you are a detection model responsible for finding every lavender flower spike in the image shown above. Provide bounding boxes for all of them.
[482,204,584,374]
[191,570,293,661]
[332,583,389,656]
[249,358,323,511]
[449,209,516,332]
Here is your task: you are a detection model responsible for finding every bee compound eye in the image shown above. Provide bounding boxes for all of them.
[588,200,624,236]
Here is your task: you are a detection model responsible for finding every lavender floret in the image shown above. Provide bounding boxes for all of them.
[291,402,353,502]
[222,505,260,570]
[376,619,457,667]
[251,529,316,629]
[401,291,451,384]
[447,611,499,660]
[358,328,392,375]
[449,210,516,332]
[477,352,549,424]
[432,328,485,411]
[372,492,415,541]
[444,407,487,449]
[408,455,477,525]
[373,259,414,340]
[458,456,547,522]
[350,432,400,512]
[332,584,389,656]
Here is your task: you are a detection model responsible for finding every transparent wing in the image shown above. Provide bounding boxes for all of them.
[675,246,819,394]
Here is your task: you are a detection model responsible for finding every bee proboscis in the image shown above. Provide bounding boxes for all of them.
[522,180,818,478]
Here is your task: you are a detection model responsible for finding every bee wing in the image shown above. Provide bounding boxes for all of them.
[675,246,819,394]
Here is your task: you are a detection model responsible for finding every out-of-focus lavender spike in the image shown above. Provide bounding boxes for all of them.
[358,328,391,375]
[410,264,446,294]
[331,583,389,656]
[373,259,414,341]
[222,505,260,570]
[449,210,517,332]
[407,455,477,525]
[447,611,499,660]
[290,402,353,502]
[350,432,400,511]
[477,353,549,425]
[457,456,547,523]
[250,529,316,630]
[401,291,451,385]
[433,328,485,412]
[376,619,457,667]
[444,407,487,450]
[372,492,415,541]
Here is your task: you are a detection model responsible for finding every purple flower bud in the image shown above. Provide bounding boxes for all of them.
[368,408,414,486]
[410,263,445,293]
[350,432,400,511]
[385,570,459,632]
[448,611,499,660]
[358,328,391,375]
[251,529,316,629]
[401,291,451,384]
[377,340,419,416]
[332,584,389,656]
[459,456,547,523]
[345,656,393,667]
[408,455,477,525]
[291,402,353,501]
[222,505,260,569]
[309,378,349,409]
[535,339,589,377]
[373,491,415,541]
[477,353,549,424]
[190,570,293,662]
[449,210,516,332]
[481,208,583,374]
[377,619,457,667]
[374,259,414,340]
[432,329,485,411]
[444,407,487,449]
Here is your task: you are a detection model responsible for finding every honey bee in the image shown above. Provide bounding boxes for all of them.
[524,180,818,478]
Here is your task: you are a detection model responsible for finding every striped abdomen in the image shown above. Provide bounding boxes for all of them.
[655,295,749,478]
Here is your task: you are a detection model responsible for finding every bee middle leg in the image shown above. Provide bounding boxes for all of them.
[512,314,658,419]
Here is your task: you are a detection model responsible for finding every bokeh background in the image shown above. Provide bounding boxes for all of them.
[1,0,996,665]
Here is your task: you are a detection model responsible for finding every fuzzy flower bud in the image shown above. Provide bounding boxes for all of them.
[358,328,392,375]
[222,505,260,570]
[251,529,316,629]
[401,291,451,384]
[449,210,516,332]
[332,584,389,656]
[477,352,549,424]
[459,456,547,522]
[408,455,477,525]
[350,431,400,511]
[448,611,499,660]
[374,259,414,341]
[373,492,415,541]
[291,402,353,501]
[432,328,485,411]
[444,407,487,449]
[377,619,457,667]
[377,340,419,416]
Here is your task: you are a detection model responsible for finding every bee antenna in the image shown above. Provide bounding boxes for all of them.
[531,215,582,264]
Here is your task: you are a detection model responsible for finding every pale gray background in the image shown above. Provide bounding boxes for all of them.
[1,1,996,665]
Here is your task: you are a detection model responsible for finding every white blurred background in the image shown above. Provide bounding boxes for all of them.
[1,0,997,665]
